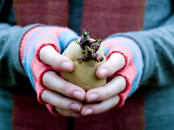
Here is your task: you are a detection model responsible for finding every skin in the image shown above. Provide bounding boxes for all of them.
[40,45,126,117]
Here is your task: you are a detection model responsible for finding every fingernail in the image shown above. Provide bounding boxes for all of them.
[70,104,80,111]
[71,112,80,117]
[73,91,82,100]
[100,68,108,78]
[88,94,98,102]
[62,62,72,71]
[85,109,93,116]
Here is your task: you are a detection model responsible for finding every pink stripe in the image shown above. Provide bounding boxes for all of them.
[26,27,70,59]
[102,39,143,67]
[20,26,43,62]
[102,40,126,50]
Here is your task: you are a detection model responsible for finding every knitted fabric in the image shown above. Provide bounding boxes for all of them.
[102,37,143,106]
[81,0,146,39]
[20,26,79,114]
[12,88,145,130]
[13,0,69,27]
[12,90,67,130]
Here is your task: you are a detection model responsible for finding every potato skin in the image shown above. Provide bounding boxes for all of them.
[62,41,106,91]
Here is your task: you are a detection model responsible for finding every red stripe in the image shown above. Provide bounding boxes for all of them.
[81,0,145,39]
[13,0,69,27]
[13,90,67,130]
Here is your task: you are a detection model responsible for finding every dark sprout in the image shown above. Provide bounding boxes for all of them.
[75,29,104,63]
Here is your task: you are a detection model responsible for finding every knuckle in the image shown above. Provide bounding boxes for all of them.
[101,89,110,99]
[94,105,104,113]
[110,63,117,73]
[40,90,47,101]
[42,71,52,87]
[59,109,64,115]
[39,46,47,61]
[49,56,58,66]
[56,100,65,109]
[61,112,69,116]
[119,54,125,67]
[119,76,126,91]
[111,53,125,72]
[114,95,120,104]
[109,61,118,74]
[56,100,70,110]
[61,82,71,95]
[57,108,70,116]
[63,112,72,117]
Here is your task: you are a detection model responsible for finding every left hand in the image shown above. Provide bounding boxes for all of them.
[81,53,126,116]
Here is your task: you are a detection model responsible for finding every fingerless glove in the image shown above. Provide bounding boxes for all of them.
[20,25,79,114]
[102,37,144,106]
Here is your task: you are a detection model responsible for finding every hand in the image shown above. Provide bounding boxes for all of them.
[81,53,126,116]
[40,45,85,117]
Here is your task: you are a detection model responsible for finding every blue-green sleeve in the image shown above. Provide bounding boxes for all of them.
[0,0,41,87]
[0,23,40,87]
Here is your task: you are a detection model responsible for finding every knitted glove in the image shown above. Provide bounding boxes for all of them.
[102,37,144,106]
[20,25,79,115]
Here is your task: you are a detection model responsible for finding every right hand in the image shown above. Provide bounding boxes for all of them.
[40,45,85,117]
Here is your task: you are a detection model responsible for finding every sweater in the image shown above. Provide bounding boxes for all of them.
[1,0,174,129]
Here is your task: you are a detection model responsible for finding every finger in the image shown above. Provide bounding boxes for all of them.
[55,107,81,117]
[96,53,125,79]
[86,76,126,103]
[41,89,83,112]
[81,95,120,116]
[39,45,74,72]
[42,71,85,101]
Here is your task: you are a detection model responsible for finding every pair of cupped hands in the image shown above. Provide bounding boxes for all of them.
[40,44,126,117]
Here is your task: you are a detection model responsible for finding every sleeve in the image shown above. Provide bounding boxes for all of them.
[102,13,174,106]
[19,26,79,115]
[0,23,40,87]
[0,0,40,87]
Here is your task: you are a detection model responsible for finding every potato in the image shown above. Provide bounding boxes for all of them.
[62,30,106,91]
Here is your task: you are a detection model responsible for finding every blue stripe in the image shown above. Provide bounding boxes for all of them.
[59,30,79,53]
[101,45,110,56]
[105,37,143,96]
[23,26,55,73]
[22,26,59,89]
[23,34,59,89]
[104,37,143,64]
